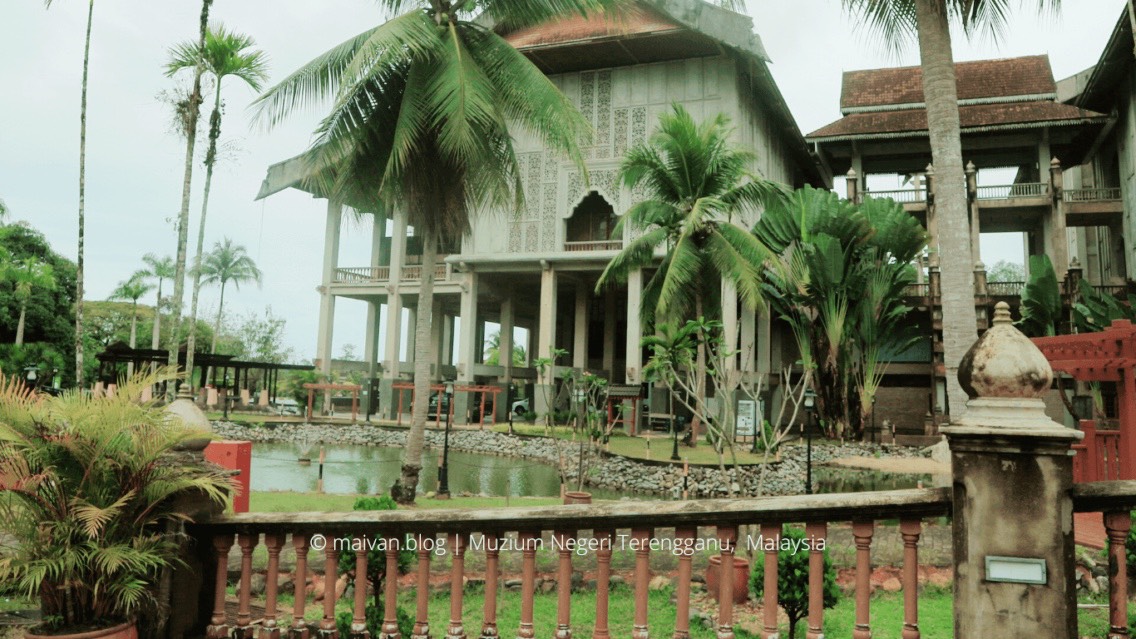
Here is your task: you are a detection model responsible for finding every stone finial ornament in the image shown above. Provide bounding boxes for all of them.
[957,302,1053,400]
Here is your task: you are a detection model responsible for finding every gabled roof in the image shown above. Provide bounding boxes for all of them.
[808,54,1107,143]
[504,4,685,49]
[809,101,1107,142]
[840,55,1057,113]
[1074,10,1132,113]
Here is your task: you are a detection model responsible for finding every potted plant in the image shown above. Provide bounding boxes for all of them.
[0,372,234,639]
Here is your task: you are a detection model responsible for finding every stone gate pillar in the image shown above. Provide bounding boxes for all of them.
[942,302,1082,639]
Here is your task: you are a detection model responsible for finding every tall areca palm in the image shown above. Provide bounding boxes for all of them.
[109,273,155,377]
[141,253,175,351]
[8,259,56,346]
[200,239,262,373]
[44,0,96,387]
[255,0,618,503]
[596,104,787,441]
[841,0,1060,421]
[167,25,269,385]
[165,0,214,392]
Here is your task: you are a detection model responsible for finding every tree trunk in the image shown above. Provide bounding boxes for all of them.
[690,291,705,447]
[74,0,95,387]
[15,302,26,346]
[206,281,226,384]
[914,0,978,423]
[166,0,213,395]
[185,89,223,384]
[128,300,137,377]
[393,227,439,504]
[151,281,162,374]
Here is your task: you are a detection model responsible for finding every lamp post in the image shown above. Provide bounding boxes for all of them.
[803,388,816,495]
[438,381,455,498]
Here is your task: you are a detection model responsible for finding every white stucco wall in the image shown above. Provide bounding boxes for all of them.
[461,54,799,259]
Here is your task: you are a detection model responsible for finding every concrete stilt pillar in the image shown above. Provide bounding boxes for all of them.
[500,297,515,382]
[942,302,1081,639]
[430,298,445,382]
[721,280,738,372]
[536,266,559,416]
[315,200,342,382]
[364,298,381,419]
[1049,157,1069,277]
[739,304,757,373]
[602,288,616,378]
[573,284,589,370]
[625,269,643,384]
[455,271,480,423]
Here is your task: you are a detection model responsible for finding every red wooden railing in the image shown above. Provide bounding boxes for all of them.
[1073,420,1125,483]
[194,490,951,639]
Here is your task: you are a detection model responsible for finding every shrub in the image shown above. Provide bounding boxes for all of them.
[337,604,414,639]
[750,527,839,639]
[337,496,415,610]
[522,410,538,423]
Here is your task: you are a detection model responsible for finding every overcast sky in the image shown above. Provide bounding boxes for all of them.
[0,0,1125,362]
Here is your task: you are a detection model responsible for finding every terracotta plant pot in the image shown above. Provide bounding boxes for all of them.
[563,491,592,505]
[26,622,138,639]
[705,556,750,604]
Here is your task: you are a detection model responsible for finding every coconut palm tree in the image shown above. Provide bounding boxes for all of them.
[109,273,155,376]
[254,0,618,503]
[141,253,175,351]
[199,239,262,379]
[595,104,787,443]
[165,0,214,390]
[7,258,56,346]
[841,0,1061,421]
[166,25,269,385]
[43,0,96,387]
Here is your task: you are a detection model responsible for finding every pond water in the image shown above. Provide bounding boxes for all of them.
[250,442,933,499]
[250,441,631,499]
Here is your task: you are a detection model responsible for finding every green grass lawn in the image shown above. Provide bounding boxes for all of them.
[489,423,771,465]
[250,491,564,513]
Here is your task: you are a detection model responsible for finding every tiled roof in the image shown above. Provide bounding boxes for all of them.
[840,55,1056,111]
[503,5,684,49]
[807,101,1106,140]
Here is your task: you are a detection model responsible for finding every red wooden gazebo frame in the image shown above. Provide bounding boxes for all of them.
[392,382,503,427]
[303,382,361,421]
[1032,320,1136,481]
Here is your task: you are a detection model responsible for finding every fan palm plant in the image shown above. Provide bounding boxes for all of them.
[596,104,787,443]
[43,0,97,388]
[167,25,269,385]
[0,370,233,634]
[200,239,262,377]
[7,258,56,346]
[753,186,927,438]
[141,253,175,351]
[254,0,621,503]
[166,0,214,389]
[841,0,1061,421]
[110,272,155,356]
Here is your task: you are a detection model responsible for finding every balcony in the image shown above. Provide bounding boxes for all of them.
[563,240,623,252]
[331,264,452,287]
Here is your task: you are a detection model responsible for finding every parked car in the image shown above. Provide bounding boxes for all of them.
[274,398,301,416]
[512,397,530,415]
[428,391,452,420]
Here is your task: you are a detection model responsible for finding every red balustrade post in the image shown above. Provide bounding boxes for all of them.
[411,535,432,639]
[805,522,827,639]
[480,534,503,639]
[322,532,341,639]
[292,534,311,639]
[236,534,259,639]
[207,534,234,639]
[593,530,614,639]
[716,526,737,639]
[1105,512,1131,639]
[352,536,371,639]
[380,537,402,639]
[555,530,574,639]
[852,521,874,639]
[517,532,539,639]
[672,527,696,639]
[263,534,286,639]
[761,523,781,638]
[632,528,652,639]
[900,520,922,639]
[448,533,467,639]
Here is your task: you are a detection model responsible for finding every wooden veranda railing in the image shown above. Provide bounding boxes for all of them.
[193,489,953,639]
